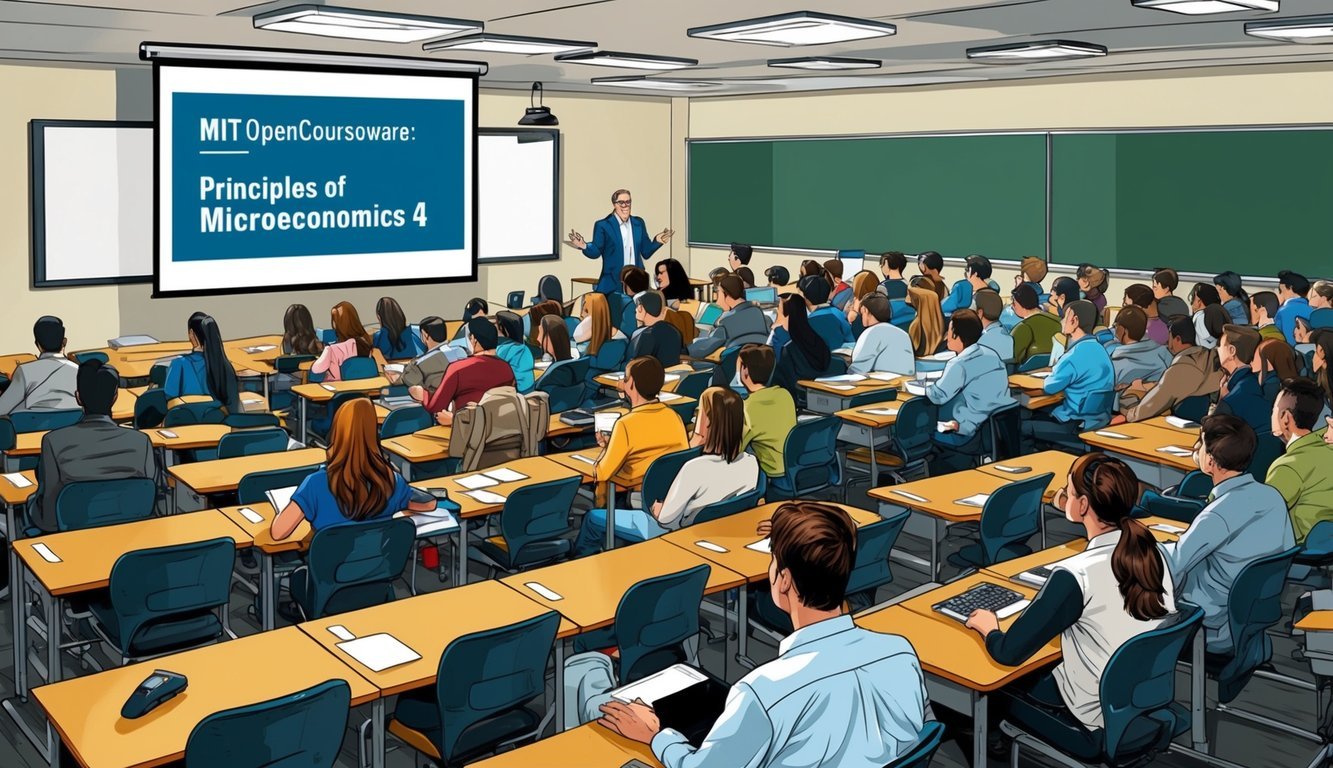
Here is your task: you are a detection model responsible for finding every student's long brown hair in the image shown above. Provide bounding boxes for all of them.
[907,286,944,357]
[528,300,563,347]
[539,314,572,362]
[582,292,614,357]
[1069,453,1169,622]
[326,397,398,521]
[697,386,744,462]
[1253,338,1301,387]
[282,304,322,356]
[330,302,372,357]
[850,270,879,301]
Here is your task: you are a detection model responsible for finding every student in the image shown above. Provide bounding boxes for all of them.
[538,313,578,363]
[1024,300,1116,444]
[1214,325,1267,427]
[391,316,458,397]
[965,454,1175,733]
[1267,378,1333,542]
[463,297,489,323]
[1047,276,1081,319]
[495,312,536,394]
[1214,271,1251,325]
[771,294,833,396]
[1253,337,1302,402]
[371,297,422,360]
[1312,330,1333,409]
[164,312,241,411]
[844,270,881,337]
[281,304,323,356]
[655,258,694,303]
[618,267,652,332]
[1153,268,1191,320]
[1009,284,1061,367]
[526,299,564,352]
[940,254,987,315]
[1247,291,1283,343]
[974,290,1014,365]
[311,302,372,383]
[1276,270,1314,346]
[737,344,797,478]
[727,242,753,271]
[1124,283,1170,346]
[735,267,756,290]
[575,386,757,555]
[1189,283,1224,349]
[689,274,770,358]
[574,292,626,358]
[879,251,909,300]
[1015,255,1048,297]
[848,294,915,376]
[628,291,684,367]
[1109,306,1172,389]
[599,501,927,768]
[1313,280,1333,311]
[0,316,77,416]
[271,397,434,540]
[34,361,155,533]
[590,356,689,497]
[1076,263,1110,315]
[418,317,516,424]
[765,264,790,288]
[1117,316,1219,423]
[916,251,948,302]
[906,285,945,357]
[929,310,1015,471]
[800,275,854,351]
[820,259,848,298]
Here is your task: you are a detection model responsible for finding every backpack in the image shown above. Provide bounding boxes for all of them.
[448,387,550,472]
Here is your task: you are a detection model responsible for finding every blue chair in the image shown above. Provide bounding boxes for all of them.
[609,564,711,683]
[1002,604,1204,767]
[890,300,916,333]
[163,399,226,427]
[947,473,1053,569]
[10,408,82,432]
[73,351,109,365]
[470,476,581,575]
[237,465,321,506]
[184,679,350,768]
[1205,546,1301,704]
[583,338,629,404]
[768,416,842,501]
[887,720,946,768]
[216,428,289,459]
[1018,353,1051,373]
[86,537,236,663]
[380,406,432,439]
[831,285,854,310]
[534,357,590,413]
[318,328,337,345]
[1311,307,1333,329]
[564,316,580,338]
[148,363,169,389]
[1134,490,1205,525]
[340,357,379,381]
[845,510,910,609]
[224,413,281,430]
[712,344,744,390]
[290,518,415,620]
[132,388,170,429]
[537,274,563,305]
[506,290,525,309]
[1175,470,1213,500]
[851,395,937,484]
[55,478,156,532]
[977,401,1025,465]
[1174,394,1212,423]
[674,369,713,401]
[388,612,560,766]
[640,447,704,512]
[692,474,767,525]
[269,354,316,413]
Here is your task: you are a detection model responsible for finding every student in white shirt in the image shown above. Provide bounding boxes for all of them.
[974,289,1014,365]
[849,293,915,376]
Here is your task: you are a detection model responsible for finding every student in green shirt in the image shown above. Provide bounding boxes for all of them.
[736,343,797,477]
[1267,377,1333,542]
[1009,284,1062,367]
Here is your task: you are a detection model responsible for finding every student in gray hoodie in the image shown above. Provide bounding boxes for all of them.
[1110,306,1173,389]
[688,274,771,358]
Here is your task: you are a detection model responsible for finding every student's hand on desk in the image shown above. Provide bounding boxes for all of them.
[435,410,454,427]
[598,699,660,744]
[595,431,608,448]
[756,519,772,536]
[408,385,425,402]
[1109,415,1127,426]
[965,609,1000,637]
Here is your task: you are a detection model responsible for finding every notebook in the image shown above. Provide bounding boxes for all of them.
[745,286,777,306]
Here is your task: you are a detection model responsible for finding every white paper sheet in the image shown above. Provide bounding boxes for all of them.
[264,486,297,513]
[1156,445,1193,457]
[1093,430,1132,440]
[594,412,621,433]
[238,507,265,524]
[823,384,857,391]
[32,543,61,563]
[903,382,928,397]
[694,540,728,553]
[610,664,708,706]
[327,624,356,641]
[815,373,867,384]
[524,581,564,601]
[866,371,902,381]
[662,373,681,383]
[1031,371,1052,379]
[891,489,929,503]
[1164,416,1198,430]
[860,408,898,417]
[4,473,33,488]
[1149,522,1187,534]
[955,493,990,508]
[658,391,683,401]
[463,489,507,505]
[745,538,772,555]
[571,454,597,465]
[337,633,421,672]
[484,467,528,483]
[992,464,1031,474]
[156,429,178,439]
[321,384,338,391]
[455,474,499,491]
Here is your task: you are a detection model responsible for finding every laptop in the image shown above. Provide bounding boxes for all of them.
[651,676,730,748]
[745,286,778,307]
[696,303,724,326]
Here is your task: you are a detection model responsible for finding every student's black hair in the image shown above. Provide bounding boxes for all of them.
[463,298,489,322]
[781,294,831,372]
[737,343,775,386]
[1277,377,1325,431]
[964,254,993,281]
[1278,270,1311,297]
[187,312,239,411]
[798,274,831,306]
[729,243,753,265]
[657,258,693,302]
[622,266,651,295]
[1250,291,1279,320]
[1068,299,1098,334]
[1213,271,1248,305]
[1168,314,1197,346]
[765,265,790,287]
[1189,283,1221,308]
[494,311,524,343]
[419,316,449,344]
[635,290,664,318]
[467,316,499,351]
[860,293,892,324]
[33,316,64,353]
[1201,304,1229,343]
[1153,268,1179,293]
[1012,283,1040,311]
[880,251,907,272]
[917,251,944,272]
[1123,284,1155,309]
[949,309,983,347]
[1050,276,1081,309]
[76,360,119,416]
[375,297,410,354]
[735,266,756,289]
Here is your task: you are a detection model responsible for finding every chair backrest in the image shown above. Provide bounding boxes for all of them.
[216,428,289,460]
[674,369,713,401]
[380,405,432,439]
[692,474,767,525]
[980,402,1024,463]
[846,509,909,597]
[885,720,946,768]
[640,447,704,510]
[163,400,226,427]
[1215,545,1301,703]
[327,392,369,426]
[56,478,157,532]
[1099,604,1203,763]
[586,338,628,376]
[537,274,563,305]
[318,328,337,345]
[237,464,321,505]
[73,351,109,365]
[614,564,711,682]
[831,286,854,310]
[149,362,170,389]
[1174,394,1211,423]
[711,344,743,389]
[778,416,842,496]
[185,679,350,768]
[303,518,415,619]
[225,413,282,430]
[977,473,1053,565]
[1310,307,1333,329]
[449,387,549,472]
[10,408,83,432]
[506,290,525,310]
[432,612,561,762]
[339,356,379,381]
[846,388,900,409]
[1017,353,1050,373]
[274,354,316,374]
[1175,470,1214,500]
[133,388,170,429]
[890,396,937,465]
[106,537,236,653]
[498,476,581,568]
[664,308,697,345]
[534,357,590,413]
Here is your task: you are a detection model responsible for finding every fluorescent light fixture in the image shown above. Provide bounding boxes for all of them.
[689,11,896,47]
[1246,14,1333,42]
[1131,0,1277,14]
[967,40,1108,62]
[254,4,481,43]
[768,56,881,70]
[555,50,697,70]
[424,33,594,56]
[591,76,723,92]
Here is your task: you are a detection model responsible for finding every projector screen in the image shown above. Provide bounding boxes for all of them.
[154,58,476,296]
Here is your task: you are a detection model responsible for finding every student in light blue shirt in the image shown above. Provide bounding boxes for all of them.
[494,312,536,393]
[940,254,995,315]
[598,501,928,768]
[849,294,915,376]
[1275,270,1314,346]
[800,275,854,351]
[929,309,1015,472]
[1109,306,1172,388]
[974,289,1014,365]
[1023,300,1116,448]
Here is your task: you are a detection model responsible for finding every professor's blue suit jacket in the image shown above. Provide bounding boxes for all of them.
[581,213,663,293]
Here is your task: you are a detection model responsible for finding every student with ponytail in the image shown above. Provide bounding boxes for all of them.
[164,311,240,412]
[964,453,1176,732]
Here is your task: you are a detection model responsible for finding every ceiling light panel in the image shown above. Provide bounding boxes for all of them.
[768,56,881,70]
[556,51,697,70]
[967,40,1109,62]
[254,5,481,43]
[689,12,896,47]
[1246,15,1333,42]
[1131,0,1277,15]
[591,77,724,91]
[424,33,594,55]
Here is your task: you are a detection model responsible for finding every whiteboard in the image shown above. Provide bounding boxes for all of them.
[30,122,558,286]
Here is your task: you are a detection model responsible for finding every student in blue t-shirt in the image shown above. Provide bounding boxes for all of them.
[163,311,240,412]
[372,296,425,360]
[270,397,434,539]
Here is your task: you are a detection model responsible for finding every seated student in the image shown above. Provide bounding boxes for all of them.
[1214,271,1251,326]
[1153,267,1191,321]
[524,299,564,355]
[999,256,1049,332]
[1313,330,1333,412]
[271,397,434,540]
[1189,283,1224,349]
[916,251,949,302]
[495,312,536,394]
[281,304,324,357]
[390,316,459,399]
[1109,306,1172,389]
[727,242,753,272]
[940,255,987,315]
[735,266,756,290]
[906,284,945,357]
[1009,284,1062,367]
[764,264,790,288]
[850,294,915,376]
[929,309,1015,472]
[1313,280,1333,312]
[1197,304,1229,352]
[771,295,833,397]
[800,275,854,351]
[371,297,423,361]
[164,312,240,411]
[689,274,770,358]
[1161,414,1293,653]
[1123,283,1170,346]
[599,501,928,768]
[1214,325,1269,429]
[0,316,78,416]
[844,270,881,337]
[628,291,684,367]
[1267,377,1333,542]
[974,289,1014,365]
[879,250,909,300]
[1253,337,1302,403]
[799,259,823,280]
[1076,263,1110,315]
[463,297,488,323]
[1024,300,1116,443]
[538,313,579,362]
[575,386,757,555]
[311,302,373,383]
[1046,276,1081,321]
[737,344,798,478]
[964,454,1176,735]
[1119,316,1220,423]
[822,258,849,298]
[655,258,694,304]
[417,317,516,425]
[1248,290,1283,342]
[574,292,626,358]
[34,361,155,533]
[1276,270,1315,346]
[589,355,689,494]
[617,266,652,333]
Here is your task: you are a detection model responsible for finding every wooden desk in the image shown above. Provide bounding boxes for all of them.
[290,376,389,442]
[167,447,326,510]
[112,387,137,422]
[1,469,38,507]
[32,627,378,768]
[593,364,694,392]
[1143,415,1202,435]
[0,353,36,378]
[74,341,193,380]
[869,470,1016,580]
[980,520,1185,584]
[1008,370,1053,392]
[975,450,1078,503]
[798,374,903,415]
[471,723,661,768]
[146,424,233,451]
[834,392,916,486]
[1080,421,1196,487]
[216,502,309,631]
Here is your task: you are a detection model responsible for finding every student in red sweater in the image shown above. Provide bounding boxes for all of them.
[416,317,516,425]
